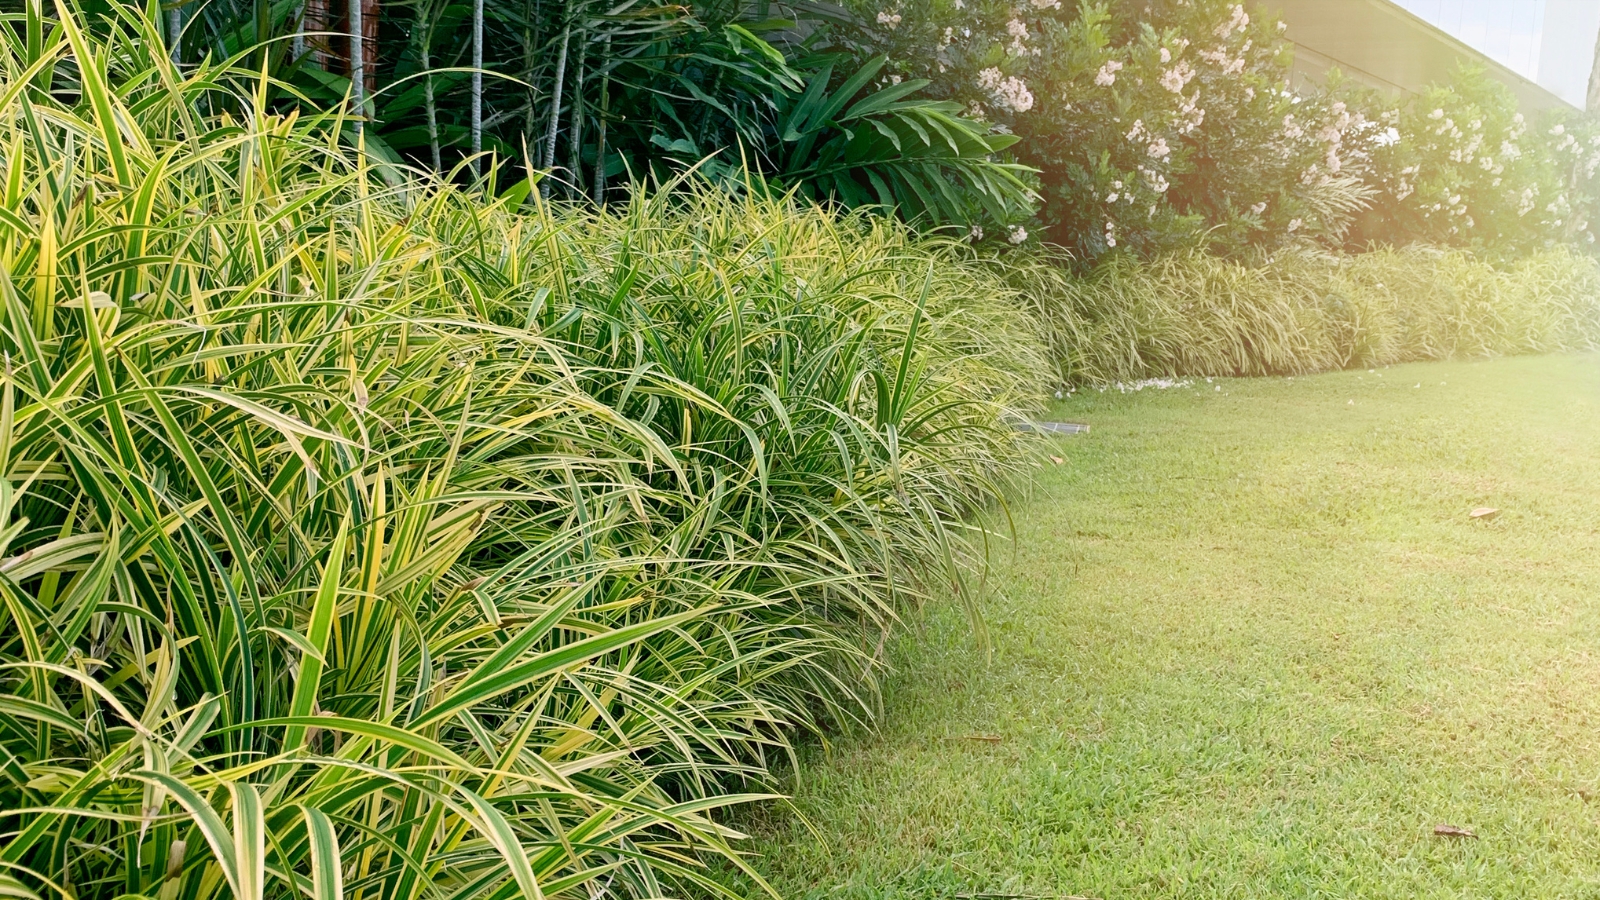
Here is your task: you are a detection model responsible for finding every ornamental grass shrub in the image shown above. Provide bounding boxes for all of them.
[1017,246,1600,386]
[0,6,1045,898]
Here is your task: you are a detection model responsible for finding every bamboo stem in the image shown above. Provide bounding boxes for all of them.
[542,22,570,200]
[593,35,609,205]
[568,28,586,198]
[167,4,182,64]
[349,0,364,134]
[471,0,483,177]
[421,16,441,171]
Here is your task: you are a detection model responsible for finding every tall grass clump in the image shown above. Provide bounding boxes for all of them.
[1018,246,1600,385]
[0,4,1045,898]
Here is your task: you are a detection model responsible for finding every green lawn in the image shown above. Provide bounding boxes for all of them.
[731,353,1600,899]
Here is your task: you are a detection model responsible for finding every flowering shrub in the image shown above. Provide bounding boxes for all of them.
[842,0,1600,261]
[1354,69,1597,256]
[848,0,1373,259]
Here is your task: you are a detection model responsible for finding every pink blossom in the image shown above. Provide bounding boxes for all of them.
[977,67,1034,113]
[1159,62,1194,93]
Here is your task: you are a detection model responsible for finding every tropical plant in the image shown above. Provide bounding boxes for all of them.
[657,53,1036,228]
[150,0,1034,229]
[0,4,1046,898]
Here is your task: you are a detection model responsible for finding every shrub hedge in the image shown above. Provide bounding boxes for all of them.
[1015,246,1600,386]
[0,8,1044,899]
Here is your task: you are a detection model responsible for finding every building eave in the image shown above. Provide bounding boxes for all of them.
[1262,0,1575,112]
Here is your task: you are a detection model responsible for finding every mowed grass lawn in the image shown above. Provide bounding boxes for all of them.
[731,353,1600,899]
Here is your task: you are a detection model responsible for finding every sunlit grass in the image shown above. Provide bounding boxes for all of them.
[732,353,1600,899]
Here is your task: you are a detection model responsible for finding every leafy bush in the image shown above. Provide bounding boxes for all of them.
[0,7,1045,899]
[841,0,1600,260]
[648,51,1040,229]
[843,0,1375,256]
[1019,246,1600,385]
[1351,68,1596,257]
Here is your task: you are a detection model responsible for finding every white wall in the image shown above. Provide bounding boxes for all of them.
[1537,0,1600,107]
[1389,0,1546,81]
[1387,0,1600,109]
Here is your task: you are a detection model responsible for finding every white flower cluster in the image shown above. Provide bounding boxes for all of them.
[1104,220,1117,248]
[1159,61,1195,93]
[1110,377,1193,392]
[1581,134,1600,179]
[977,67,1034,113]
[1319,101,1352,174]
[1125,119,1170,160]
[1517,186,1538,217]
[1198,46,1246,75]
[876,9,901,28]
[1095,59,1122,87]
[1393,164,1418,201]
[1176,93,1204,134]
[1215,4,1249,38]
[1006,18,1033,55]
[1008,224,1029,244]
[1105,178,1140,206]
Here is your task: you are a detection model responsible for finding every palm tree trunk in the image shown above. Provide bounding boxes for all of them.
[471,0,484,176]
[542,21,570,199]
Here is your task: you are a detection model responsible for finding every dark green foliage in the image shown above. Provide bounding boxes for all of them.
[146,0,1034,229]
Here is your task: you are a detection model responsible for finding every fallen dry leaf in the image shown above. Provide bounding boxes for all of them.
[1050,455,1065,465]
[1470,507,1500,520]
[1433,824,1477,838]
